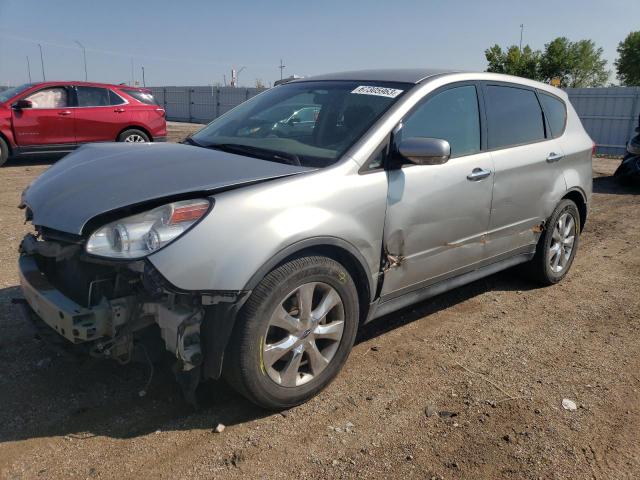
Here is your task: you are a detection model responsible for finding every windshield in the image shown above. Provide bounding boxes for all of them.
[0,84,33,104]
[191,81,410,167]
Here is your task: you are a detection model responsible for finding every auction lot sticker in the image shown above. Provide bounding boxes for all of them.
[351,86,404,98]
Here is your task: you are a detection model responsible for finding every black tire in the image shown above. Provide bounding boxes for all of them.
[224,256,359,409]
[117,129,150,143]
[0,136,9,167]
[524,199,581,285]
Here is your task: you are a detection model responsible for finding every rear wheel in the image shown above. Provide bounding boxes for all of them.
[117,129,149,143]
[224,256,359,409]
[0,136,9,167]
[524,199,580,285]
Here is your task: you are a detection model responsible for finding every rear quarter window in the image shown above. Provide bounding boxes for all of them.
[121,89,158,105]
[109,90,126,105]
[538,92,567,138]
[485,85,545,149]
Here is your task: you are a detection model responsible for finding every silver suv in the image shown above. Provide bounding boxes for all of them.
[18,69,593,409]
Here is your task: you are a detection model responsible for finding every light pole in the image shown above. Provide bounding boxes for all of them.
[74,40,88,81]
[141,66,146,87]
[26,56,32,83]
[519,24,524,52]
[38,43,45,81]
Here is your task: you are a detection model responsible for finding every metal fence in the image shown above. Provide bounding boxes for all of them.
[565,87,640,156]
[148,86,266,124]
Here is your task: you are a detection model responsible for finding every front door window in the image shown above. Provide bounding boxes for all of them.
[25,87,68,109]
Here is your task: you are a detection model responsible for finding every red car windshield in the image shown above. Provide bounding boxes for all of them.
[0,84,33,104]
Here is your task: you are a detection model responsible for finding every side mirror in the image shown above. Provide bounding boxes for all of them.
[396,137,451,165]
[12,99,33,110]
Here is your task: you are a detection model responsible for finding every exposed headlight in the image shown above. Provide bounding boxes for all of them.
[86,199,211,259]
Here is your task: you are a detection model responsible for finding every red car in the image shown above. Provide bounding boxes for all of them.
[0,81,167,166]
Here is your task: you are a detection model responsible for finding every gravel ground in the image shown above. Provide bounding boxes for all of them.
[0,125,638,479]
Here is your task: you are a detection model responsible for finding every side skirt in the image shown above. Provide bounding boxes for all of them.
[13,144,77,156]
[366,251,534,322]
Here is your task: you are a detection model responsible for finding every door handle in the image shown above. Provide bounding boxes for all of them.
[58,110,72,116]
[113,108,126,113]
[546,152,564,162]
[467,167,492,181]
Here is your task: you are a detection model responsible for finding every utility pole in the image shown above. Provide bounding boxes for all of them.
[278,59,286,80]
[74,40,88,81]
[38,43,45,81]
[236,66,245,87]
[230,66,245,87]
[519,24,524,52]
[130,58,134,86]
[141,66,146,87]
[26,56,32,83]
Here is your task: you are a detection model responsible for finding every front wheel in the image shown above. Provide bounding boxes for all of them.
[524,199,581,285]
[224,256,359,409]
[0,136,9,167]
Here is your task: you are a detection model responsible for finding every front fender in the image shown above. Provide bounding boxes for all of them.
[0,108,17,149]
[148,159,388,295]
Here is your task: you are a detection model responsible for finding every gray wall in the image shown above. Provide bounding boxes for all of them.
[565,87,640,156]
[151,85,640,156]
[148,86,266,124]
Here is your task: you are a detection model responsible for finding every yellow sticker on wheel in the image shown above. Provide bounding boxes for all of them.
[259,335,266,375]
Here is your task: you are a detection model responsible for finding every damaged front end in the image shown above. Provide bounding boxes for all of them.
[18,230,245,404]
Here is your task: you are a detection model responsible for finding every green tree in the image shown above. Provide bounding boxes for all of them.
[615,31,640,86]
[485,37,609,87]
[485,44,542,80]
[539,37,608,87]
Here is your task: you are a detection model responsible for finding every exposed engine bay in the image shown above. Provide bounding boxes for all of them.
[18,229,245,405]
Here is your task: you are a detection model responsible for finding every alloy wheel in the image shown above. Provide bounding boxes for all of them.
[548,212,576,273]
[262,282,345,387]
[124,134,146,143]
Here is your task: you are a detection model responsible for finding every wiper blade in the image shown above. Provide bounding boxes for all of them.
[206,143,301,166]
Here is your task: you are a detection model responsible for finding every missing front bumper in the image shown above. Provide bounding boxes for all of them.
[19,255,117,343]
[19,254,205,371]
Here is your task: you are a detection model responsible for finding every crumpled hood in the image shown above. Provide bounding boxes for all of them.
[22,142,313,234]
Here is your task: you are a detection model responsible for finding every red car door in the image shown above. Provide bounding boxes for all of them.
[73,86,130,143]
[11,86,75,146]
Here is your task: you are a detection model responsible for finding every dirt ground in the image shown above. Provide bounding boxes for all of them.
[0,125,638,479]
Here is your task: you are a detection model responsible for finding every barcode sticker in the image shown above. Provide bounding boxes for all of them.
[351,86,404,98]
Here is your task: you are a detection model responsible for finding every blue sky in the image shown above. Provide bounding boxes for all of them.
[0,0,638,87]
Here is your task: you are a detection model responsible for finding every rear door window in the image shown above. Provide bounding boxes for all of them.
[121,89,158,105]
[485,85,545,149]
[25,87,68,108]
[401,85,481,158]
[76,86,111,107]
[538,92,567,138]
